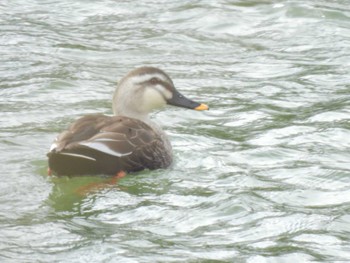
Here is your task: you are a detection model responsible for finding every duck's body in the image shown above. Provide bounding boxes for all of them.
[47,67,208,176]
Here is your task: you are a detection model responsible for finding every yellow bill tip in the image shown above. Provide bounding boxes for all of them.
[194,103,209,111]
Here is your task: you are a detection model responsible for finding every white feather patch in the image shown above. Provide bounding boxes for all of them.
[59,152,96,161]
[79,141,132,157]
[49,143,57,152]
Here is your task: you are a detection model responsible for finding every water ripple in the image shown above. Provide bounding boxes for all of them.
[1,0,350,262]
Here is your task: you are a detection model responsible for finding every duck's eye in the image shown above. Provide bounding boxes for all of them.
[150,77,158,84]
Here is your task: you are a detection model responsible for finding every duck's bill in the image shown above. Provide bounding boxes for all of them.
[167,90,209,111]
[194,103,209,111]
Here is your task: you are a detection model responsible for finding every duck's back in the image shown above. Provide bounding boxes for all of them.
[48,114,172,176]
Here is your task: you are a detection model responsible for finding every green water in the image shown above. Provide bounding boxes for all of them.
[1,0,350,262]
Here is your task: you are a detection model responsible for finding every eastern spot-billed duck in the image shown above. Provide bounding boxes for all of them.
[47,67,209,176]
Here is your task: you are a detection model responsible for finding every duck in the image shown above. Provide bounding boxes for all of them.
[47,66,209,176]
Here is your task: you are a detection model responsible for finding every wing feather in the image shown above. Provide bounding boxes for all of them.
[48,114,172,175]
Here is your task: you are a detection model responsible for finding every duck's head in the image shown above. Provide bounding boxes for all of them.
[113,67,209,119]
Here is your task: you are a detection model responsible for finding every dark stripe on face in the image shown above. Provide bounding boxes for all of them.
[134,77,173,101]
[141,77,174,92]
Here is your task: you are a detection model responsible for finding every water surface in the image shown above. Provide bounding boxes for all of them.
[1,0,350,262]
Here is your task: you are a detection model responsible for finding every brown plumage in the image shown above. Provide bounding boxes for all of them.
[47,67,208,176]
[48,115,172,175]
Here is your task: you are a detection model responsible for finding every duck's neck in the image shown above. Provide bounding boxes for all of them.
[114,108,156,129]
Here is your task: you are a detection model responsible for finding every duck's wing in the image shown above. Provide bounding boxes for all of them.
[48,115,172,176]
[50,114,111,152]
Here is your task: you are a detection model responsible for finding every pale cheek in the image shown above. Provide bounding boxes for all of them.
[163,89,172,100]
[143,88,167,112]
[154,84,172,100]
[148,95,166,110]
